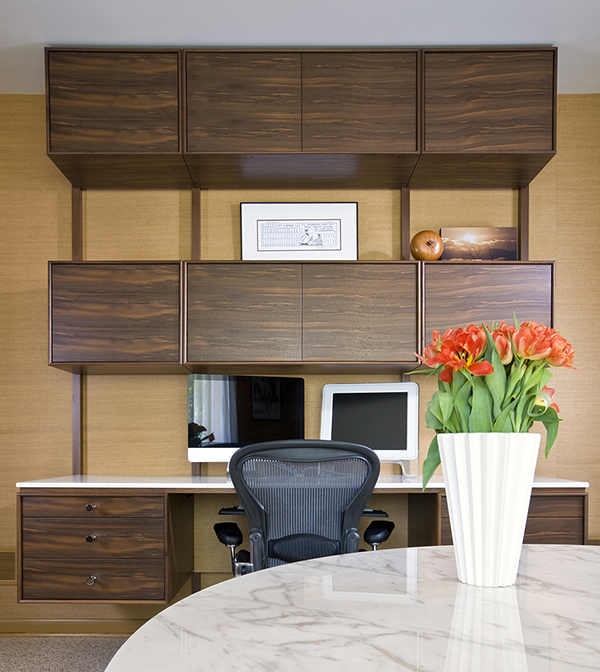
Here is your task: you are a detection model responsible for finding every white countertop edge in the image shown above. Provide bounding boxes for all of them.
[15,474,590,489]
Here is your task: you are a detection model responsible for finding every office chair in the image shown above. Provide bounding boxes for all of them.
[214,439,395,576]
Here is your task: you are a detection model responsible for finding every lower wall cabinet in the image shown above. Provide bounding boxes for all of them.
[18,493,194,603]
[48,260,555,373]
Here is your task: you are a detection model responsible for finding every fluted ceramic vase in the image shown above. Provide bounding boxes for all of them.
[438,432,540,588]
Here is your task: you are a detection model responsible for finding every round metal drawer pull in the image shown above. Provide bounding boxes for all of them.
[85,504,96,512]
[86,576,97,586]
[86,535,97,543]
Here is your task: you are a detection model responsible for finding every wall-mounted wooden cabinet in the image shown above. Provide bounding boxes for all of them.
[49,261,556,374]
[183,49,420,188]
[411,47,556,188]
[185,261,420,373]
[45,46,556,189]
[49,262,186,374]
[45,48,192,188]
[423,262,554,342]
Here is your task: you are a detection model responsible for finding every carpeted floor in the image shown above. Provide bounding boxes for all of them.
[0,636,127,672]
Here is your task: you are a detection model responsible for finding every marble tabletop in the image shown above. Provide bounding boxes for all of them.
[105,545,600,672]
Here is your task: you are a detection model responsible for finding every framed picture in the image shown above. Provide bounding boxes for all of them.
[440,227,518,261]
[241,202,358,261]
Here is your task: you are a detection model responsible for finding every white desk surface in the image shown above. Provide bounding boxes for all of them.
[15,474,589,490]
[104,544,600,672]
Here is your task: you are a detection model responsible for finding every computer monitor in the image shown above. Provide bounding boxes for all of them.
[187,375,305,463]
[320,382,419,463]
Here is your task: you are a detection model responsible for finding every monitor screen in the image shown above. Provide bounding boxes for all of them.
[188,375,305,463]
[320,382,419,462]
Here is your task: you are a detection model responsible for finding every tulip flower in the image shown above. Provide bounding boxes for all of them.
[413,318,576,488]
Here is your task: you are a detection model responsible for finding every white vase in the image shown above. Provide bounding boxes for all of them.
[438,432,540,587]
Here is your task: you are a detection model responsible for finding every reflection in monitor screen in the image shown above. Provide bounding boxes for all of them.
[188,375,305,463]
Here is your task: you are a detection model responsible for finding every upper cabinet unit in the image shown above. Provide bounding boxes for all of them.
[46,48,192,188]
[45,47,557,190]
[410,47,557,188]
[183,49,420,188]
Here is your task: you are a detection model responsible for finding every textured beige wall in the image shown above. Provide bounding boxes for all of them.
[1,93,599,632]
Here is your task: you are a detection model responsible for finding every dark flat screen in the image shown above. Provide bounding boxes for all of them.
[330,392,408,451]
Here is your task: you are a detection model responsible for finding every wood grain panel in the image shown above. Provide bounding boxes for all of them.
[185,52,301,153]
[302,263,419,362]
[47,154,192,189]
[408,152,555,189]
[184,153,419,189]
[186,263,302,362]
[50,263,181,363]
[523,517,585,544]
[47,50,181,153]
[302,51,418,153]
[423,49,556,152]
[527,494,586,518]
[424,262,554,339]
[21,496,164,518]
[22,519,164,558]
[21,558,165,601]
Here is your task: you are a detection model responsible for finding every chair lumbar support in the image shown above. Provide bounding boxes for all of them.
[364,520,395,550]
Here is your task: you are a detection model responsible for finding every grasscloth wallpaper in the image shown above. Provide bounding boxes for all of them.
[1,94,598,632]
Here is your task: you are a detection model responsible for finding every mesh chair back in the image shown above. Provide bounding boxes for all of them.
[228,440,380,570]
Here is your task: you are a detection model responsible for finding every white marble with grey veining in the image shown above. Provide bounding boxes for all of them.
[16,474,589,490]
[104,545,600,672]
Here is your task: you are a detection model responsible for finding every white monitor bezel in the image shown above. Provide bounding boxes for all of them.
[319,382,419,462]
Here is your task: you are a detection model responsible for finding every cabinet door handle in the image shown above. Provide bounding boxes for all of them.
[85,504,96,512]
[86,575,97,586]
[86,535,97,543]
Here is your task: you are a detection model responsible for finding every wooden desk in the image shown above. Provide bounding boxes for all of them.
[16,475,588,603]
[104,545,600,672]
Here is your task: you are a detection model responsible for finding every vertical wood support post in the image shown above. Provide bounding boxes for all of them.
[401,187,411,261]
[191,188,201,477]
[519,185,529,261]
[72,187,84,475]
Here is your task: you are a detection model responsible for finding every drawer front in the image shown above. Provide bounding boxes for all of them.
[524,517,585,544]
[22,558,165,601]
[527,495,585,518]
[21,495,164,518]
[22,518,164,558]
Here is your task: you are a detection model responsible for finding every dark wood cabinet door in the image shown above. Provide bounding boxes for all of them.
[185,52,302,153]
[47,50,181,153]
[50,263,181,364]
[186,263,302,362]
[423,49,556,152]
[302,263,419,363]
[302,51,419,153]
[423,262,554,341]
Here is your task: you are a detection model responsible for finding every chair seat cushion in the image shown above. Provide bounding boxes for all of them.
[268,534,341,563]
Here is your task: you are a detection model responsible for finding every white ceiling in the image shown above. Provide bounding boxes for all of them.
[1,0,600,94]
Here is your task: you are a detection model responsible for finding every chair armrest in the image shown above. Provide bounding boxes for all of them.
[364,520,395,548]
[214,521,244,548]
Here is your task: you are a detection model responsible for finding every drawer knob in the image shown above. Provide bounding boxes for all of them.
[86,575,97,586]
[85,504,96,512]
[86,535,97,543]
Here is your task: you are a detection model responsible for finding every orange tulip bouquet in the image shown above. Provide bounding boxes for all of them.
[415,318,576,486]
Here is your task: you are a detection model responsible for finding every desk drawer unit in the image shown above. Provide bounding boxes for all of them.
[440,491,588,546]
[18,493,193,602]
